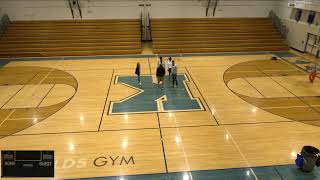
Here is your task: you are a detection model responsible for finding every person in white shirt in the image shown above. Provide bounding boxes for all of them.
[157,56,165,67]
[171,61,178,87]
[167,57,173,78]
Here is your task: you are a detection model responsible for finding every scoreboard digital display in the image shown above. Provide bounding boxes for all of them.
[1,151,54,177]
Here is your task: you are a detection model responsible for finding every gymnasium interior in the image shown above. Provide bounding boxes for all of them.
[0,0,320,179]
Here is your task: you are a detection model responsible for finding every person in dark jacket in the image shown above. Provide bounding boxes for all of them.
[167,57,173,78]
[135,62,141,84]
[156,64,165,89]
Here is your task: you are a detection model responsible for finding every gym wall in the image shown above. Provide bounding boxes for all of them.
[274,0,320,53]
[0,0,277,20]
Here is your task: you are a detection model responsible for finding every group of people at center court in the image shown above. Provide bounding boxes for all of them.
[135,56,178,89]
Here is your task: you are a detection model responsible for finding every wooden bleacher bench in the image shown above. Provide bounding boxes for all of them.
[151,18,289,54]
[0,19,142,57]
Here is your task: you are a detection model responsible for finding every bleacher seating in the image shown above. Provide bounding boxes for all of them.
[151,18,289,54]
[0,19,142,57]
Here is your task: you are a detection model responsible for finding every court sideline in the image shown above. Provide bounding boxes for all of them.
[0,51,320,179]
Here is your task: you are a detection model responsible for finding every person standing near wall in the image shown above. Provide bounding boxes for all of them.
[167,57,173,78]
[135,62,141,85]
[156,64,165,89]
[171,61,178,87]
[158,56,165,67]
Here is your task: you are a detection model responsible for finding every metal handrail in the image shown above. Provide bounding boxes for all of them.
[148,12,152,41]
[206,0,212,17]
[213,0,219,17]
[68,0,75,19]
[289,0,320,4]
[0,14,10,38]
[269,11,288,39]
[205,0,219,17]
[140,12,144,41]
[76,0,82,19]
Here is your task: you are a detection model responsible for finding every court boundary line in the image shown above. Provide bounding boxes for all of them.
[0,110,16,127]
[243,77,265,98]
[0,70,79,110]
[223,58,320,125]
[273,167,285,180]
[224,69,301,73]
[52,64,289,72]
[224,128,259,180]
[4,58,280,73]
[148,57,152,74]
[0,50,273,61]
[0,72,39,109]
[223,60,294,123]
[226,79,320,105]
[185,67,220,125]
[0,85,24,108]
[5,120,299,137]
[258,65,320,116]
[65,163,300,180]
[36,84,56,107]
[3,52,311,137]
[267,74,320,115]
[98,69,114,131]
[0,71,79,138]
[157,113,169,173]
[220,120,294,126]
[108,75,146,115]
[276,57,320,114]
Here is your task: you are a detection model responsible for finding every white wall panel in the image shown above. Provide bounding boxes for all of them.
[274,0,320,53]
[0,0,278,20]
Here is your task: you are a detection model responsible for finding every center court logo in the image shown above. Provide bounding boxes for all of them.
[109,74,204,114]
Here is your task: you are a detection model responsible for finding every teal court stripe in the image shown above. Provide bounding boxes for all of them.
[291,60,312,65]
[0,51,285,62]
[269,51,297,58]
[68,164,320,180]
[6,57,64,61]
[63,54,155,60]
[158,51,270,57]
[0,60,9,67]
[275,53,316,76]
[109,75,203,114]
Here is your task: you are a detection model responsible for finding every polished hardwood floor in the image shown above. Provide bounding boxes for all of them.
[0,51,320,179]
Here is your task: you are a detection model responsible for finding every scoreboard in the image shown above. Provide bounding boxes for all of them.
[1,151,54,177]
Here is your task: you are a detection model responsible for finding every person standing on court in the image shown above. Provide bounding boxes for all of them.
[158,56,165,67]
[172,61,178,87]
[156,64,166,89]
[135,62,141,85]
[167,57,173,78]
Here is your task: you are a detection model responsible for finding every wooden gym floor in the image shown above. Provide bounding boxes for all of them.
[0,51,320,179]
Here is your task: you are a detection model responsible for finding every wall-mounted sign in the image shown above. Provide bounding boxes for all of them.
[295,9,302,21]
[308,11,316,24]
[288,3,296,8]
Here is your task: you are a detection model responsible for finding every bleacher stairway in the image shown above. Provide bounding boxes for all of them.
[151,18,289,54]
[0,19,142,58]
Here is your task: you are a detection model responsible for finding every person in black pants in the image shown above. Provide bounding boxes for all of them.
[156,64,165,89]
[167,57,173,78]
[135,62,141,84]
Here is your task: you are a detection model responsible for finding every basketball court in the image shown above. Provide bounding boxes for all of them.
[0,0,320,178]
[0,50,320,179]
